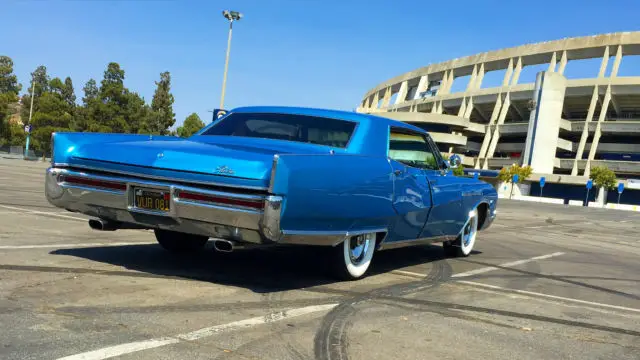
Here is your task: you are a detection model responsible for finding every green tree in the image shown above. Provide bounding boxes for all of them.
[63,77,76,106]
[145,71,175,135]
[83,62,149,134]
[125,90,150,135]
[0,56,22,94]
[95,62,128,133]
[82,78,99,104]
[498,163,533,184]
[72,78,99,132]
[0,56,21,146]
[20,65,50,124]
[176,113,205,138]
[29,77,74,155]
[589,166,616,191]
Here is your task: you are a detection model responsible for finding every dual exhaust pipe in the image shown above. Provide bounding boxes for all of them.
[88,219,119,231]
[88,219,145,231]
[88,219,241,253]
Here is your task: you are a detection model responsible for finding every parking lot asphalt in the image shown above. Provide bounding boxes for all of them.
[0,157,639,360]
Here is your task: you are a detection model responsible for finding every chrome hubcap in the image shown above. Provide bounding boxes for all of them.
[349,234,371,265]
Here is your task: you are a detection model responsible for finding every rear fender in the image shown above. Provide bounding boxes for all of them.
[270,154,396,233]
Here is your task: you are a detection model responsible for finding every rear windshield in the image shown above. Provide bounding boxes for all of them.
[199,112,357,148]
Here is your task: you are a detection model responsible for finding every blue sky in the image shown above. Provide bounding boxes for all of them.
[2,0,639,129]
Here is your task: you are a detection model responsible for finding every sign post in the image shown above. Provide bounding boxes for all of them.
[585,179,593,206]
[539,176,546,197]
[617,182,624,204]
[24,124,32,158]
[509,174,519,199]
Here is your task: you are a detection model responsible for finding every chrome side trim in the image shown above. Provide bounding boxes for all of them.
[377,235,456,251]
[462,190,483,197]
[279,227,387,247]
[51,162,269,191]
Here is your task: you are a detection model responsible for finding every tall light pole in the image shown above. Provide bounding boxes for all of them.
[25,73,36,158]
[219,10,242,110]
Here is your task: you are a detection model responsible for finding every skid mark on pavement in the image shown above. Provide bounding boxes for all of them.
[314,260,453,360]
[372,295,640,337]
[56,303,338,360]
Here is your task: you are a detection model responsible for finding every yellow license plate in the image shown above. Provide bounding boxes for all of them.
[134,188,170,212]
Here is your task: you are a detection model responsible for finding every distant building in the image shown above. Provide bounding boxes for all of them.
[357,32,640,203]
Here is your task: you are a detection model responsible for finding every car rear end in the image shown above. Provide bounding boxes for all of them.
[45,107,362,248]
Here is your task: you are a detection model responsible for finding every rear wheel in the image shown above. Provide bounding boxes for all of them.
[330,233,376,280]
[443,208,478,257]
[154,229,208,253]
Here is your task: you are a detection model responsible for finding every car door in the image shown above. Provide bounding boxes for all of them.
[419,134,465,238]
[387,127,434,241]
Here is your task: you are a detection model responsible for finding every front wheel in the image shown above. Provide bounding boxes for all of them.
[444,208,478,257]
[154,229,209,253]
[330,232,377,280]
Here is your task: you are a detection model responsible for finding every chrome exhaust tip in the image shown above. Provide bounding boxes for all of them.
[213,239,234,253]
[88,219,118,231]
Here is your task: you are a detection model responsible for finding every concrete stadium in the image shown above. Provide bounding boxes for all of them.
[356,32,640,205]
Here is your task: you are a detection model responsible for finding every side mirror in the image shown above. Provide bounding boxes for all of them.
[448,154,462,168]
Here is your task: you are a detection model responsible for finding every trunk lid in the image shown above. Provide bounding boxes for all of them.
[70,136,332,188]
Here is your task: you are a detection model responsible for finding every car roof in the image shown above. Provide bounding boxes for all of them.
[231,106,428,135]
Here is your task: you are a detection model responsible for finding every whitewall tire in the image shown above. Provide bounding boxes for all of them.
[331,232,377,280]
[444,208,478,257]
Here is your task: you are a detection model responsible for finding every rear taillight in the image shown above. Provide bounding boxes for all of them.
[60,175,127,191]
[177,190,264,210]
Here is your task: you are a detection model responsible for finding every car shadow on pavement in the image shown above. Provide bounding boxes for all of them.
[50,242,464,293]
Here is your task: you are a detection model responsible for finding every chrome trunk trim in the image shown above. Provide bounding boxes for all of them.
[51,162,270,191]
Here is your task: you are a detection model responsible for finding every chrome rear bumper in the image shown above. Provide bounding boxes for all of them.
[45,167,282,244]
[45,166,384,247]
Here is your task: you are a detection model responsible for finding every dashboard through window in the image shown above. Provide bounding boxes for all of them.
[199,112,356,148]
[388,128,440,170]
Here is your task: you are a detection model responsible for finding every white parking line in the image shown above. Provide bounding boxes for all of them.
[0,242,155,250]
[458,280,640,314]
[451,252,565,278]
[0,204,86,221]
[56,303,338,360]
[390,252,566,280]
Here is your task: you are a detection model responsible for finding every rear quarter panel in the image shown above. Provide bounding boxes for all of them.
[270,154,396,233]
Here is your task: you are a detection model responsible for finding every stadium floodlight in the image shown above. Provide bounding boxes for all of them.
[219,10,243,109]
[223,10,243,21]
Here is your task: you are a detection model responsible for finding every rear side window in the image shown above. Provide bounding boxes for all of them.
[200,112,356,148]
[388,128,440,170]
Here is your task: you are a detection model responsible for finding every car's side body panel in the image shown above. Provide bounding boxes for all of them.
[270,154,396,235]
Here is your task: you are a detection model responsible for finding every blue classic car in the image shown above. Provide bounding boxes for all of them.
[45,106,497,280]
